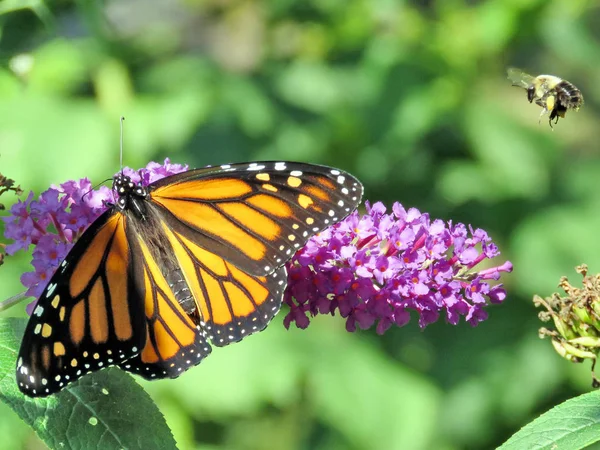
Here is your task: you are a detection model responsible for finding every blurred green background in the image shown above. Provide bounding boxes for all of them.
[1,0,599,449]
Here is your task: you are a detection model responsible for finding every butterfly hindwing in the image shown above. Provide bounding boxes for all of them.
[160,220,287,346]
[119,221,288,378]
[117,230,212,379]
[16,212,147,396]
[149,162,363,277]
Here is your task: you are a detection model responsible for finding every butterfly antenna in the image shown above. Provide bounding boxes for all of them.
[81,178,112,202]
[120,116,125,174]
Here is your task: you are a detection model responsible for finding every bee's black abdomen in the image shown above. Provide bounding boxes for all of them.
[555,81,583,110]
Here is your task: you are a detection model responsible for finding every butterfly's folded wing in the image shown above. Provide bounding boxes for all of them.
[16,212,147,397]
[123,162,363,377]
[161,223,288,347]
[119,218,287,378]
[117,229,213,379]
[148,162,363,277]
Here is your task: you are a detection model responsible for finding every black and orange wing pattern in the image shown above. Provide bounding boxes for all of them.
[117,230,212,379]
[153,220,288,348]
[16,212,146,396]
[149,162,362,276]
[145,162,363,347]
[121,238,287,377]
[16,161,363,397]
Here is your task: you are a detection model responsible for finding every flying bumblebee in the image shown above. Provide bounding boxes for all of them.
[507,68,583,128]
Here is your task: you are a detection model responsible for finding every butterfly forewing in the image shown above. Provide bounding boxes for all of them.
[149,162,363,277]
[16,212,146,396]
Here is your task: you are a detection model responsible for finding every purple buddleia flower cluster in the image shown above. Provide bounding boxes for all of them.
[2,159,187,313]
[283,201,512,333]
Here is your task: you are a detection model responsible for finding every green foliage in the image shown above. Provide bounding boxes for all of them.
[0,318,176,450]
[0,0,54,29]
[143,319,439,449]
[500,391,600,450]
[0,0,599,449]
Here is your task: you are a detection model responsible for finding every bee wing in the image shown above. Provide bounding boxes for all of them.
[507,68,535,89]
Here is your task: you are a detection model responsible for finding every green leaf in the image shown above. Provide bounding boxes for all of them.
[28,39,91,95]
[275,62,344,113]
[0,318,177,450]
[305,320,440,450]
[144,318,440,449]
[0,0,55,29]
[499,390,600,450]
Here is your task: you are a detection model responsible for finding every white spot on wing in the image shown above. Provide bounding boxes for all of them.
[47,283,57,296]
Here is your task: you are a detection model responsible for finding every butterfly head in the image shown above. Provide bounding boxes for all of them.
[112,173,148,211]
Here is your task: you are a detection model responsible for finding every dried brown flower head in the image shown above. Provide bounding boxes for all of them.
[535,264,600,387]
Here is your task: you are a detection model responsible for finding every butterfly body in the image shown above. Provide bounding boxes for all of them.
[17,162,363,397]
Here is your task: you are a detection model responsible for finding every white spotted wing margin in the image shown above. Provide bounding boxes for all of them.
[119,266,287,379]
[1,319,178,450]
[16,211,147,397]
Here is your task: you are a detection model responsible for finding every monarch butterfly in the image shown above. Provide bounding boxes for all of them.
[16,161,363,397]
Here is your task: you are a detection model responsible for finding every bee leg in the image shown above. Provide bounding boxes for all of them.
[545,96,557,129]
[549,109,558,129]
